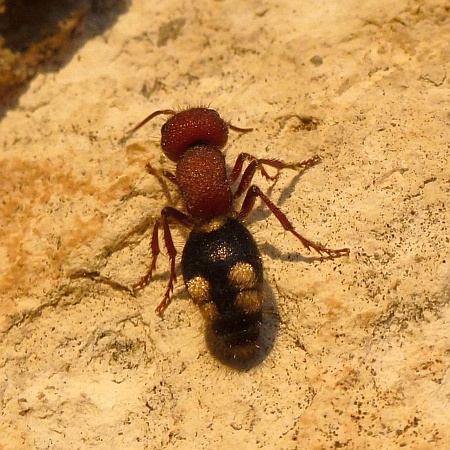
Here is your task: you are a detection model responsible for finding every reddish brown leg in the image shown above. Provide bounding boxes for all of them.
[238,185,349,258]
[145,162,178,203]
[132,221,161,292]
[229,153,321,199]
[132,206,193,316]
[146,162,178,186]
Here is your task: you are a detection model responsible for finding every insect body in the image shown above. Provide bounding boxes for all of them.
[129,107,349,367]
[182,216,264,363]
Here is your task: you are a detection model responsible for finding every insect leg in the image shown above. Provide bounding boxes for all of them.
[238,185,349,258]
[230,153,321,199]
[132,207,193,315]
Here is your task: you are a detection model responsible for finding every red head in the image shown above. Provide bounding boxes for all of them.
[160,108,229,162]
[128,107,252,163]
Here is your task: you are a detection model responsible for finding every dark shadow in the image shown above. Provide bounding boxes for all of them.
[277,168,311,205]
[259,241,332,264]
[0,0,130,119]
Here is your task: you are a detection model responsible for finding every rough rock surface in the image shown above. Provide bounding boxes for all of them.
[1,0,449,448]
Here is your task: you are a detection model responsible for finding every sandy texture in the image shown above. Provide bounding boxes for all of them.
[1,0,449,448]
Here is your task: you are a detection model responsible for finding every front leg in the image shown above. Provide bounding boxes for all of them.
[144,162,178,203]
[229,152,321,199]
[145,162,178,187]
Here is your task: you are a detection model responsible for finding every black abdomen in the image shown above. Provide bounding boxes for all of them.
[181,217,264,363]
